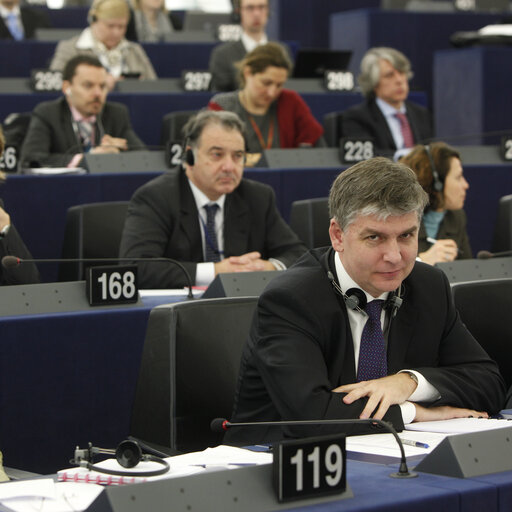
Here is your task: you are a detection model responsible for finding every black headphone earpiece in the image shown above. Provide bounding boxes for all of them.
[424,144,443,193]
[72,440,170,477]
[327,271,366,314]
[185,148,195,166]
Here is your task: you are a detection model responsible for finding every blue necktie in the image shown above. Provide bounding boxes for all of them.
[78,120,93,151]
[357,299,387,381]
[203,204,220,262]
[6,13,23,41]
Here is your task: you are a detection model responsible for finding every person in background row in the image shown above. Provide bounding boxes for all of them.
[400,142,471,265]
[50,0,157,91]
[208,42,324,165]
[209,0,271,92]
[119,110,307,289]
[225,157,504,446]
[20,55,145,169]
[126,0,182,43]
[0,128,39,285]
[0,0,51,40]
[340,47,432,158]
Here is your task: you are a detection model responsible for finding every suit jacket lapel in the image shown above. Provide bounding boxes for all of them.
[177,173,203,260]
[223,188,250,257]
[405,101,421,145]
[369,100,396,151]
[59,99,81,151]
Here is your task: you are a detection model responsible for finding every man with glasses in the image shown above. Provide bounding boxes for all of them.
[209,0,271,92]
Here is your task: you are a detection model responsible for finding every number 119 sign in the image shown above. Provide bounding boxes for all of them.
[273,434,346,502]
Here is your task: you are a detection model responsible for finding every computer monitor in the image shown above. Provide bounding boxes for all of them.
[292,49,352,79]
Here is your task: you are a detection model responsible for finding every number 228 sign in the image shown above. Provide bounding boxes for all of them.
[273,434,346,502]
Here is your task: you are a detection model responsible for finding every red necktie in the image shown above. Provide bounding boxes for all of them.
[395,112,414,148]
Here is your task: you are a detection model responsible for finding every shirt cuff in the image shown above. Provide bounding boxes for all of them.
[195,262,215,287]
[399,370,440,403]
[268,258,286,271]
[68,153,84,168]
[399,401,416,424]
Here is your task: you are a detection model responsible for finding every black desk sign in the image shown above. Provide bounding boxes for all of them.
[340,138,374,164]
[500,136,512,161]
[324,70,354,91]
[86,265,138,306]
[0,145,18,172]
[30,69,63,92]
[273,434,346,503]
[166,140,184,167]
[217,24,242,42]
[181,70,212,91]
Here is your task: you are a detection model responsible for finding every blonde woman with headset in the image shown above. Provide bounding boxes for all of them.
[50,0,157,90]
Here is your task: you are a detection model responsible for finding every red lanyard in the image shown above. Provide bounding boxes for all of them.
[248,115,274,150]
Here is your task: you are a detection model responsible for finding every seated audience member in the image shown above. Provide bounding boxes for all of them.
[119,110,307,289]
[126,0,182,42]
[49,0,157,91]
[209,0,270,92]
[225,157,505,446]
[0,129,39,285]
[20,55,145,169]
[208,42,324,163]
[0,0,51,40]
[400,142,471,265]
[341,47,432,157]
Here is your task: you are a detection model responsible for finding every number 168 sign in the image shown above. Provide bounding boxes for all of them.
[273,434,346,502]
[86,265,138,306]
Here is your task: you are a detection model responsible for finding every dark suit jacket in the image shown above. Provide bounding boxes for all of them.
[119,168,308,288]
[419,209,472,259]
[0,7,51,39]
[0,199,39,285]
[226,247,505,445]
[20,96,145,168]
[340,98,433,155]
[209,40,246,92]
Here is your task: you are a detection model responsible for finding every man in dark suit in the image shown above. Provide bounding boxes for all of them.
[20,55,144,169]
[340,47,432,158]
[209,0,270,91]
[226,157,505,445]
[119,110,307,289]
[0,0,51,40]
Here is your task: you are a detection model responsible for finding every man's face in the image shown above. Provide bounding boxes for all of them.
[185,123,245,201]
[329,211,419,298]
[63,64,109,117]
[240,0,269,36]
[92,17,128,49]
[373,58,409,109]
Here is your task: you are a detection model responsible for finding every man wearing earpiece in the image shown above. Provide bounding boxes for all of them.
[119,109,307,288]
[20,55,145,169]
[225,157,505,445]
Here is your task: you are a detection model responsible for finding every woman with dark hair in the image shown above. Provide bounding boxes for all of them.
[400,142,471,265]
[208,42,324,164]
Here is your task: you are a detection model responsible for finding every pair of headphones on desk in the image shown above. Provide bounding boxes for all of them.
[71,440,170,477]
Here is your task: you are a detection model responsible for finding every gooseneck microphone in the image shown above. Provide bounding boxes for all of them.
[211,417,417,479]
[477,249,512,259]
[2,255,195,299]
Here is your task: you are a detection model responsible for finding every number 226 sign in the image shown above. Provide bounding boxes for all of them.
[273,434,346,502]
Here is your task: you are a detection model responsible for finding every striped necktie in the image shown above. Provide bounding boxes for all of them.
[395,112,414,148]
[203,203,220,262]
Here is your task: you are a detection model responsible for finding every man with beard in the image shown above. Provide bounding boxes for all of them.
[20,55,144,169]
[119,109,307,288]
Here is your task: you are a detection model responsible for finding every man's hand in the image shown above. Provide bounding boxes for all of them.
[332,373,418,420]
[419,239,458,265]
[0,206,10,231]
[413,404,488,422]
[214,251,276,274]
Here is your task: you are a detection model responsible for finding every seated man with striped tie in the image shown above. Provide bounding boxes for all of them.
[339,47,432,159]
[119,109,307,289]
[225,157,505,445]
[20,55,145,169]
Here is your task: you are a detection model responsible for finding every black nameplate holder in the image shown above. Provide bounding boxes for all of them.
[30,69,63,92]
[217,24,242,41]
[181,70,212,92]
[340,138,374,164]
[273,434,347,503]
[86,265,138,306]
[323,70,354,92]
[0,145,18,172]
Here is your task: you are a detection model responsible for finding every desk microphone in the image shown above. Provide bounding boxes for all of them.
[1,255,195,299]
[211,417,417,479]
[476,250,512,259]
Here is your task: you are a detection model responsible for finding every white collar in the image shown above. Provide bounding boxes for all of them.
[188,177,226,212]
[376,97,406,118]
[76,27,129,52]
[241,31,268,53]
[0,4,20,17]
